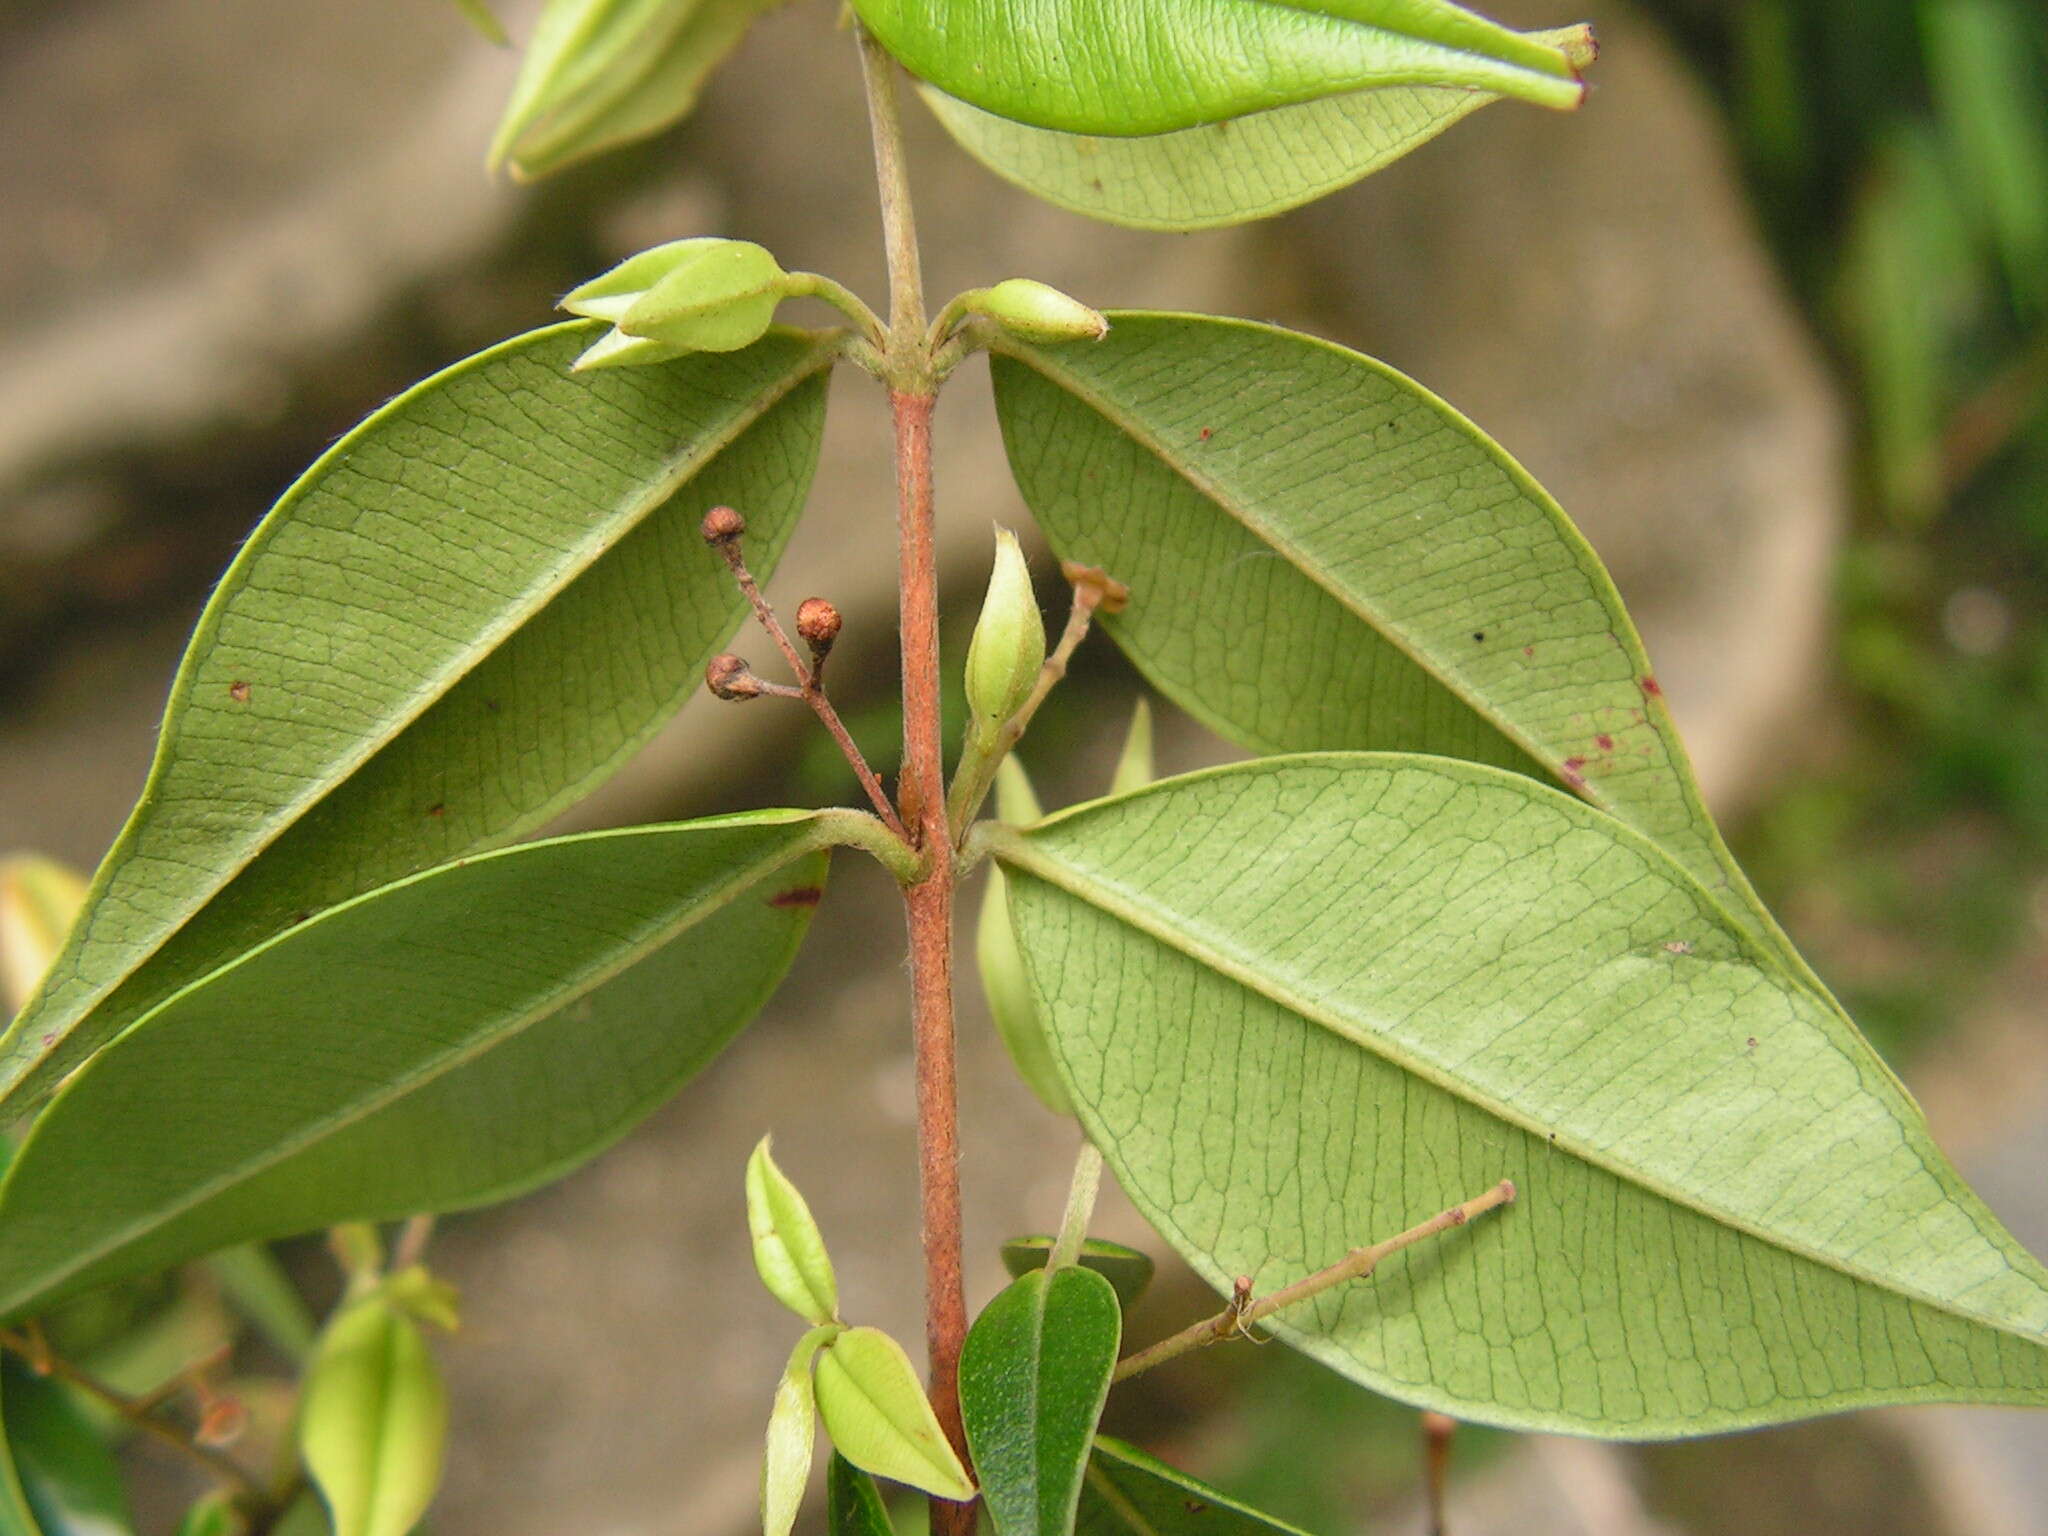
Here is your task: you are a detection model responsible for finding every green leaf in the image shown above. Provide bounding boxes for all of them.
[1078,1437,1310,1536]
[990,313,1834,1018]
[764,1326,841,1536]
[176,1492,245,1536]
[993,756,2048,1434]
[0,812,832,1321]
[827,1454,894,1536]
[960,1267,1120,1536]
[999,1238,1155,1312]
[2,1357,134,1536]
[748,1138,841,1326]
[814,1328,975,1502]
[854,0,1587,137]
[1107,702,1154,798]
[924,81,1477,232]
[493,0,780,180]
[299,1295,447,1536]
[1,323,832,1116]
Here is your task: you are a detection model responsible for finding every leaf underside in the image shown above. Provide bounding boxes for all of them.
[1,324,833,1115]
[998,757,2048,1435]
[990,313,1842,1021]
[921,81,1490,231]
[0,813,830,1321]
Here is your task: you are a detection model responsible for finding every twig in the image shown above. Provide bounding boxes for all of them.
[391,1213,437,1271]
[0,1328,267,1505]
[1111,1180,1516,1383]
[702,508,910,841]
[1421,1411,1456,1536]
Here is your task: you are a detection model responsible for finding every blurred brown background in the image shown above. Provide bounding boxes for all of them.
[3,0,2046,1531]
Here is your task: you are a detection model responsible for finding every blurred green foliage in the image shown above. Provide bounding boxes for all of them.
[1646,0,2048,1060]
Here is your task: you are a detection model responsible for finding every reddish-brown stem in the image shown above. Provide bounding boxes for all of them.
[1421,1410,1457,1536]
[891,388,972,1528]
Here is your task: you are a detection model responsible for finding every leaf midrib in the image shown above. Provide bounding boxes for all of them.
[7,332,833,1090]
[992,821,2045,1348]
[0,821,825,1318]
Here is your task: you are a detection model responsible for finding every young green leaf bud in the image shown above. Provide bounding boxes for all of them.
[963,528,1046,748]
[794,598,842,657]
[562,239,792,366]
[813,1328,975,1501]
[299,1295,448,1536]
[969,279,1109,344]
[0,854,86,1017]
[1108,697,1155,797]
[707,654,761,701]
[977,860,1073,1118]
[762,1324,841,1536]
[746,1137,840,1326]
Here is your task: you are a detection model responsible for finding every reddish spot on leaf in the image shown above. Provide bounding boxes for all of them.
[426,803,446,819]
[228,681,251,703]
[768,886,823,909]
[1595,733,1615,752]
[1198,427,1214,442]
[1664,940,1692,955]
[1522,645,1535,659]
[1640,674,1663,699]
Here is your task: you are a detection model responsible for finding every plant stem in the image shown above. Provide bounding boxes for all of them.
[857,24,972,1535]
[1047,1140,1105,1272]
[1421,1410,1457,1536]
[0,1329,268,1507]
[1111,1180,1516,1383]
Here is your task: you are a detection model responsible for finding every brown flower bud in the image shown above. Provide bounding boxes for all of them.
[795,598,842,657]
[700,505,746,546]
[705,653,759,700]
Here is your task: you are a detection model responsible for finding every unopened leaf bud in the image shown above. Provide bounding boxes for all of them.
[701,505,747,546]
[963,528,1046,748]
[299,1295,448,1536]
[795,598,842,657]
[707,654,760,701]
[563,239,793,367]
[969,279,1109,344]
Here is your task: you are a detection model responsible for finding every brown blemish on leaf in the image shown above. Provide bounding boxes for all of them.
[426,803,446,819]
[228,681,251,703]
[1184,1501,1210,1516]
[1664,940,1692,955]
[1640,674,1663,699]
[1522,645,1535,659]
[1561,755,1587,788]
[1595,733,1615,752]
[1198,426,1213,442]
[1472,630,1486,643]
[768,886,824,909]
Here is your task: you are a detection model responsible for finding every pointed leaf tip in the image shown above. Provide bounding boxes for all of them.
[748,1137,841,1326]
[814,1328,974,1501]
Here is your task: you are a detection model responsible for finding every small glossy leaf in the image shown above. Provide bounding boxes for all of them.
[827,1454,894,1536]
[923,64,1559,232]
[0,813,832,1321]
[990,313,1840,1020]
[995,757,2048,1433]
[493,0,778,179]
[1107,701,1154,798]
[2,1356,134,1536]
[764,1326,841,1536]
[855,0,1587,136]
[960,1267,1120,1536]
[1,324,832,1117]
[1078,1437,1310,1536]
[299,1296,448,1536]
[999,1238,1155,1312]
[0,856,85,1017]
[814,1327,975,1501]
[748,1138,840,1326]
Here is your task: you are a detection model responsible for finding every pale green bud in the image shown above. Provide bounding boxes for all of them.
[762,1325,840,1536]
[969,279,1108,344]
[976,758,1072,1117]
[0,854,86,1017]
[299,1296,448,1536]
[1108,697,1155,797]
[963,528,1046,748]
[814,1328,975,1501]
[562,239,791,369]
[746,1137,840,1326]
